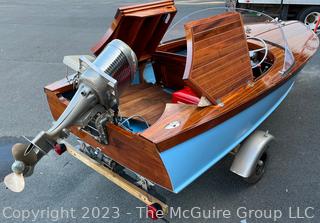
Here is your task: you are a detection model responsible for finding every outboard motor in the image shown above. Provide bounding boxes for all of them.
[4,39,137,192]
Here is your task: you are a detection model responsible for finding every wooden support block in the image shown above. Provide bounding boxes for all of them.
[62,140,169,215]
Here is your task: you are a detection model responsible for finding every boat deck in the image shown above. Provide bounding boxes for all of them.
[119,83,172,125]
[142,32,286,151]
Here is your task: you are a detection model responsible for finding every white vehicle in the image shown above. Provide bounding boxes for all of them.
[237,0,320,32]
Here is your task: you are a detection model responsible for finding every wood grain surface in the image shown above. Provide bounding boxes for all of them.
[183,12,253,103]
[119,83,171,125]
[91,0,176,62]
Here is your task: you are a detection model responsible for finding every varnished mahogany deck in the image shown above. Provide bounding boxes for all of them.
[119,83,171,125]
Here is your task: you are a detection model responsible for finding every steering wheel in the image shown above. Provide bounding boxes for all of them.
[247,36,268,69]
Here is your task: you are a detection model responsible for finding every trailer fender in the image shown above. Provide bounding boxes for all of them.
[230,130,274,178]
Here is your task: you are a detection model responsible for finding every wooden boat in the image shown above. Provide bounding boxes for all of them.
[4,0,319,210]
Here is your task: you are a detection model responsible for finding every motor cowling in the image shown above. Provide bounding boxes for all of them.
[34,39,137,153]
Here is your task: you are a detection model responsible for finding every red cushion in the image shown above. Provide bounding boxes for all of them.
[172,87,200,105]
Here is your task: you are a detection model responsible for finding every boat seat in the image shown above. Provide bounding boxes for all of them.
[119,83,172,125]
[183,12,254,104]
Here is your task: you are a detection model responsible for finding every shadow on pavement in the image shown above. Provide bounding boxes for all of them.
[0,143,14,182]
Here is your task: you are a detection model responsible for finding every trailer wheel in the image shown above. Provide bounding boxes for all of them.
[244,152,267,184]
[298,7,320,34]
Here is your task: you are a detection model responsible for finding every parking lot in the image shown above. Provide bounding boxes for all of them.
[0,0,319,222]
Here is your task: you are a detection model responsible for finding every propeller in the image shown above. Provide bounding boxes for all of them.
[4,162,25,193]
[4,143,37,192]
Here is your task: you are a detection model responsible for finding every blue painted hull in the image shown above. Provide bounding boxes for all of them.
[160,77,296,193]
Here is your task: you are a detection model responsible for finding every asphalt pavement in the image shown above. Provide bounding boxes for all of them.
[0,0,319,222]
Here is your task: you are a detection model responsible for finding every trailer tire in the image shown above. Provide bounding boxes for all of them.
[244,151,267,184]
[298,7,320,33]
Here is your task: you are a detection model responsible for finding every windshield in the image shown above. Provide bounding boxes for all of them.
[162,6,295,74]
